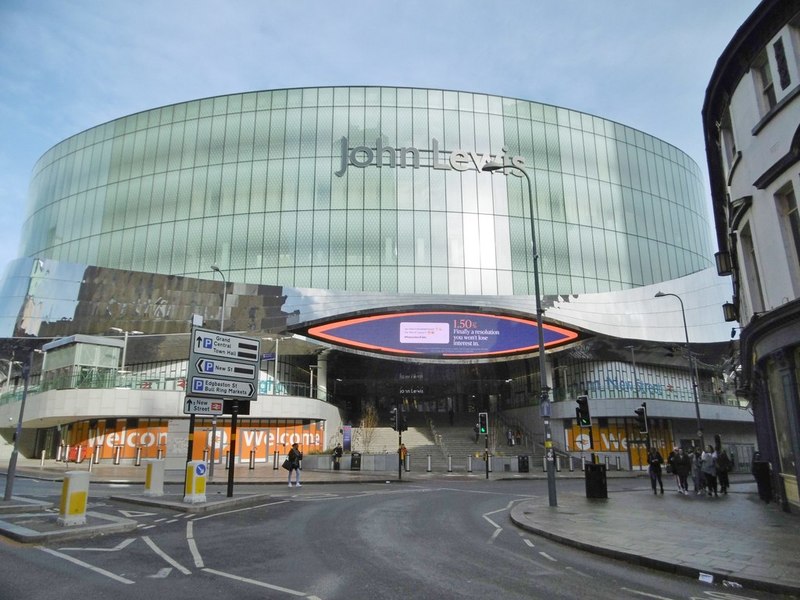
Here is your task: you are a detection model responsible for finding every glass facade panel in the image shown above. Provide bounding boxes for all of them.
[18,87,712,297]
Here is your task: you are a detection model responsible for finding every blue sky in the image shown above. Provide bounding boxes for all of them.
[0,1,759,273]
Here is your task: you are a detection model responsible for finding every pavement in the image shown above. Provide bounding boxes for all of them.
[1,458,799,596]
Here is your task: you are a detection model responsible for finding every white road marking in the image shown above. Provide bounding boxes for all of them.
[539,551,557,562]
[523,539,535,548]
[186,520,204,568]
[39,547,134,584]
[142,535,192,574]
[58,538,136,552]
[489,528,502,542]
[203,567,309,596]
[147,567,173,578]
[482,515,501,529]
[191,499,290,521]
[118,509,157,518]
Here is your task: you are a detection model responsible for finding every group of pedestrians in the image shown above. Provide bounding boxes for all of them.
[648,444,732,497]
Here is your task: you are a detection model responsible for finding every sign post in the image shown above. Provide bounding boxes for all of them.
[186,326,260,498]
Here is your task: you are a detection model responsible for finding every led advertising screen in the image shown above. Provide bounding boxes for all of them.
[307,311,578,358]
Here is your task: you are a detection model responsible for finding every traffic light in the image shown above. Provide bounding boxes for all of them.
[478,412,488,435]
[399,409,408,432]
[389,407,398,431]
[634,402,648,434]
[575,395,591,427]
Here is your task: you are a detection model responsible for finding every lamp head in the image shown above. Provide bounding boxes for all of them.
[481,161,505,173]
[211,264,221,273]
[654,291,666,298]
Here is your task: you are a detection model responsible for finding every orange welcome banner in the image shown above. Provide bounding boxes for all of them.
[63,420,324,463]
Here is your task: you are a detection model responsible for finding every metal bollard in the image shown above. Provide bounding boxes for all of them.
[604,455,610,469]
[203,448,209,462]
[569,456,575,472]
[426,454,432,472]
[56,444,63,462]
[93,446,101,464]
[488,455,492,473]
[157,447,164,459]
[556,455,561,472]
[225,451,231,470]
[113,445,122,465]
[135,446,142,466]
[76,446,83,464]
[447,455,452,473]
[616,456,621,470]
[249,450,256,470]
[65,445,71,463]
[468,456,473,473]
[542,456,547,472]
[40,450,46,469]
[405,453,410,472]
[273,450,279,470]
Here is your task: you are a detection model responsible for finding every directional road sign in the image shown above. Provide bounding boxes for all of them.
[188,326,260,402]
[192,328,260,361]
[194,358,256,380]
[184,397,224,415]
[190,376,256,399]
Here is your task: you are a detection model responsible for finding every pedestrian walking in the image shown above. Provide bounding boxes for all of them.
[287,442,303,487]
[648,448,664,494]
[398,443,408,466]
[674,447,691,494]
[701,445,718,497]
[667,447,681,492]
[331,443,343,470]
[691,447,704,494]
[507,428,514,446]
[717,448,732,494]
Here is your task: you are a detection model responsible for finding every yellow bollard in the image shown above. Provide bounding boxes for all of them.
[143,459,165,497]
[183,460,207,504]
[58,471,90,526]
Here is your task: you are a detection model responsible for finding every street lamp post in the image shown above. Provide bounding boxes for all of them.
[4,349,41,501]
[109,328,144,373]
[655,291,704,450]
[482,160,557,507]
[209,264,229,481]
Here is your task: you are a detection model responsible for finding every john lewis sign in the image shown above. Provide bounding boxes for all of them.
[335,136,525,177]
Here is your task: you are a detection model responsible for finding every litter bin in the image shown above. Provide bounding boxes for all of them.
[518,455,529,473]
[751,460,772,503]
[350,452,361,471]
[585,463,607,498]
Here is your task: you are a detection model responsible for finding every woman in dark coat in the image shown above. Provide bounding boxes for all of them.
[674,447,692,495]
[648,448,664,495]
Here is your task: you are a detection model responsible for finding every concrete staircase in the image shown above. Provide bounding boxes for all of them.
[344,414,549,473]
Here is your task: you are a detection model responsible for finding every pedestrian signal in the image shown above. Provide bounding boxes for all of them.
[575,395,591,427]
[478,412,488,435]
[634,402,648,434]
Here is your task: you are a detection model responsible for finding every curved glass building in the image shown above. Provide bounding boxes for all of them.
[1,87,749,473]
[21,87,711,296]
